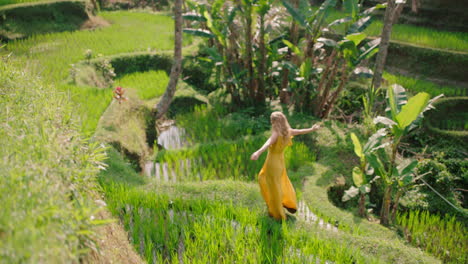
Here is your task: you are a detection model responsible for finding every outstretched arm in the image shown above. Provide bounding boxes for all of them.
[250,132,279,160]
[290,123,321,136]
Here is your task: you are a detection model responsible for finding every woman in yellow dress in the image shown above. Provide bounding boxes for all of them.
[250,112,321,220]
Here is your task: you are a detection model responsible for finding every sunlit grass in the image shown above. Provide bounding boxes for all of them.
[325,8,468,52]
[383,72,467,97]
[3,11,181,133]
[365,21,468,52]
[114,70,169,100]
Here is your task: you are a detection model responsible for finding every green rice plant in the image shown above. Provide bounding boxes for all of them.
[383,72,467,97]
[177,106,271,143]
[114,70,169,100]
[154,135,315,182]
[103,184,380,264]
[396,210,468,263]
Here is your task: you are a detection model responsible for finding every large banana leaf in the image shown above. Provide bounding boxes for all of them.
[282,0,307,27]
[352,166,365,186]
[363,128,388,154]
[350,133,363,158]
[283,40,302,56]
[397,159,418,178]
[328,16,352,28]
[373,116,397,128]
[317,37,338,47]
[355,38,380,65]
[183,28,215,38]
[385,84,407,119]
[342,186,359,201]
[182,12,207,22]
[366,153,387,180]
[343,0,359,20]
[345,32,367,46]
[312,0,337,21]
[347,16,372,34]
[396,92,430,130]
[360,3,387,16]
[406,94,444,132]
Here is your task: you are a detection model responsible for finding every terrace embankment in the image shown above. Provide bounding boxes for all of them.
[90,52,208,170]
[0,0,107,41]
[366,0,468,32]
[385,41,468,89]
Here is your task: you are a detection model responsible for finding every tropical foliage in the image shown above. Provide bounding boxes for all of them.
[347,84,443,225]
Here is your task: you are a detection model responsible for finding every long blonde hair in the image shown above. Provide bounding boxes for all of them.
[270,111,291,141]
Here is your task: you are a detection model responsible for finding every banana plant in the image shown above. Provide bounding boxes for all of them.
[367,84,443,225]
[325,0,386,120]
[343,130,385,217]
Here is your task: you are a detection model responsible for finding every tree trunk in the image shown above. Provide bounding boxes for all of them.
[154,0,183,119]
[380,184,393,226]
[322,61,349,118]
[371,0,403,89]
[244,4,255,101]
[391,189,403,222]
[358,193,367,218]
[256,14,266,104]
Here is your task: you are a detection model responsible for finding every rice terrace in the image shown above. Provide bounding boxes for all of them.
[1,0,467,263]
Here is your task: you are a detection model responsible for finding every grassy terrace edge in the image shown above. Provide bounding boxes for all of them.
[0,0,87,10]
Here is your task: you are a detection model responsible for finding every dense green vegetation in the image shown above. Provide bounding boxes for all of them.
[0,53,106,262]
[2,0,467,263]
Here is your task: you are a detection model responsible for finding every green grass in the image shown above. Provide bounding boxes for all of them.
[365,20,468,52]
[325,8,468,52]
[383,72,467,97]
[0,54,106,262]
[3,11,181,133]
[114,70,169,100]
[397,210,468,263]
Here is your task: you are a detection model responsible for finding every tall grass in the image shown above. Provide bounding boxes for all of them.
[3,11,178,133]
[103,184,379,264]
[396,210,468,263]
[0,56,106,262]
[114,70,169,100]
[383,72,467,97]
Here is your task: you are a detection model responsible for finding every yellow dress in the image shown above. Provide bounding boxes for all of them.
[258,135,297,220]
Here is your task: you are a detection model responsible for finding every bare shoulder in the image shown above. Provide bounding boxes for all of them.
[269,131,279,143]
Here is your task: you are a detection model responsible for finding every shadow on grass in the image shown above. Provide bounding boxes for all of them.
[258,215,286,264]
[98,147,146,187]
